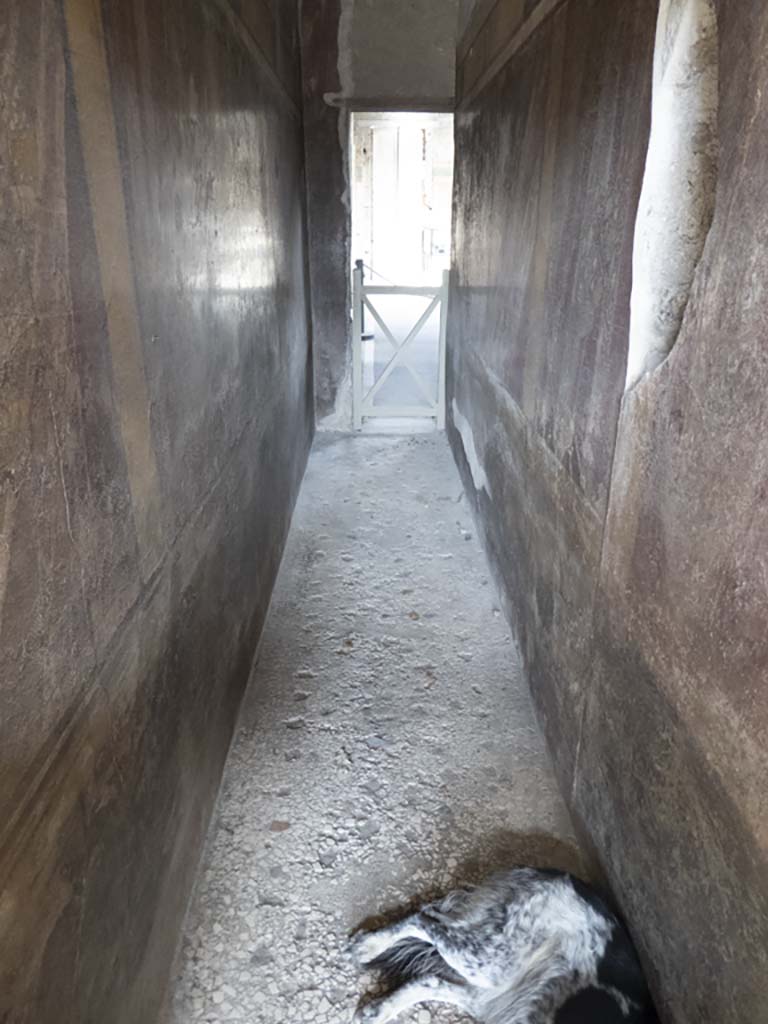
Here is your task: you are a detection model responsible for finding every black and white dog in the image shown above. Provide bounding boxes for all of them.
[350,867,659,1023]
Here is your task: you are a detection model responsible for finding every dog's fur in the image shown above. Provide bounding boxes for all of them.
[350,867,659,1024]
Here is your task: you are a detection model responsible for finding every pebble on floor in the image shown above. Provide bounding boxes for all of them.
[165,432,583,1024]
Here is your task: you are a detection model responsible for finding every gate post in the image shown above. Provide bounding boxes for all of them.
[352,263,363,430]
[437,268,450,430]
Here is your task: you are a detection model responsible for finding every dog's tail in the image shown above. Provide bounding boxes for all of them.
[366,937,458,986]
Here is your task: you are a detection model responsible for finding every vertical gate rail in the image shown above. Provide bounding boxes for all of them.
[353,266,449,430]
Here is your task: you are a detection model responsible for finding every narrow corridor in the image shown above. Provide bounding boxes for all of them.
[5,1,767,1019]
[166,433,582,1024]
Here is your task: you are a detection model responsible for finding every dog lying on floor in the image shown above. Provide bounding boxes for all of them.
[350,867,660,1023]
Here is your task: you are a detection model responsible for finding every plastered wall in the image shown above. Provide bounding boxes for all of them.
[449,1,768,1019]
[0,1,313,1019]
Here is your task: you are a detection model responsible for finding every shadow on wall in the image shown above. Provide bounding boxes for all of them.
[353,829,587,933]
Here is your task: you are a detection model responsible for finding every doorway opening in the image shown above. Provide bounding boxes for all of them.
[350,112,455,431]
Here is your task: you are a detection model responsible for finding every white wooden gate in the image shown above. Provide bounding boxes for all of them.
[352,265,449,429]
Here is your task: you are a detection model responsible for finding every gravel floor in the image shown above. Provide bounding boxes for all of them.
[165,432,583,1024]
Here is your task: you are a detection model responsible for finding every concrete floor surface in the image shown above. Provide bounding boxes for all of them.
[166,432,582,1024]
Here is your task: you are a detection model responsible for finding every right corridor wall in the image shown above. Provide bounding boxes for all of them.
[448,1,768,1020]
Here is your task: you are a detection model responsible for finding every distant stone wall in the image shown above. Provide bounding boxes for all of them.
[300,0,459,426]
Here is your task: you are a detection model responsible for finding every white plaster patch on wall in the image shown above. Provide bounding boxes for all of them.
[626,0,719,391]
[336,0,353,212]
[452,399,492,497]
[318,362,354,430]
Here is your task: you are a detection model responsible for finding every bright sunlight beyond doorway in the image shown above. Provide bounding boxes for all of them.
[351,112,455,432]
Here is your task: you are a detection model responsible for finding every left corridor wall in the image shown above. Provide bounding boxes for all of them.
[0,1,313,1020]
